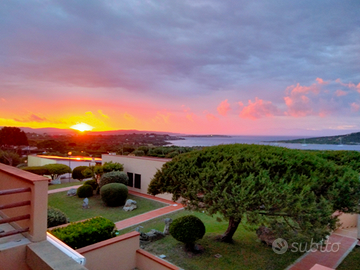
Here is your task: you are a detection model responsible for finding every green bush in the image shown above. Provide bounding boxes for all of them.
[22,166,49,176]
[47,207,69,228]
[49,217,115,249]
[77,185,93,198]
[133,150,145,156]
[99,171,128,190]
[83,179,98,190]
[72,166,88,181]
[103,161,124,173]
[170,215,205,245]
[100,183,128,207]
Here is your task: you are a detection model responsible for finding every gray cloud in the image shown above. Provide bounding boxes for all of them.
[0,0,359,102]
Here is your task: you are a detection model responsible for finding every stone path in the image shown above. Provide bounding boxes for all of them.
[48,186,184,230]
[286,233,358,270]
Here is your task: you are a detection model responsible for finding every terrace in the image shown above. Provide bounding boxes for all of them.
[0,163,179,270]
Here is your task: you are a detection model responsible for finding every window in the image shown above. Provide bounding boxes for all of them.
[134,174,141,189]
[127,172,133,187]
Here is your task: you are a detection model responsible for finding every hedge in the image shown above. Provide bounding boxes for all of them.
[49,217,115,249]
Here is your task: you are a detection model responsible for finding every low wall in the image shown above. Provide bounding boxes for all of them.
[0,244,30,270]
[77,231,139,270]
[136,249,180,270]
[337,212,358,229]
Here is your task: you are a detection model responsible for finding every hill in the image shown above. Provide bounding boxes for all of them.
[276,131,360,145]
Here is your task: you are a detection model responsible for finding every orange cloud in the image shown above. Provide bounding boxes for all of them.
[316,78,329,85]
[351,102,360,112]
[206,113,218,121]
[335,79,360,92]
[217,99,231,116]
[284,80,324,117]
[14,113,64,124]
[239,97,280,120]
[98,109,109,119]
[123,113,136,122]
[335,89,347,97]
[153,111,171,124]
[186,113,195,122]
[285,82,320,95]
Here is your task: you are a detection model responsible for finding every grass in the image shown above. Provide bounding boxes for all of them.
[118,210,302,270]
[337,246,360,270]
[48,191,166,223]
[48,181,82,190]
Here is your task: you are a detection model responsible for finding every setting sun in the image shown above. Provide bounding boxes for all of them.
[70,122,94,132]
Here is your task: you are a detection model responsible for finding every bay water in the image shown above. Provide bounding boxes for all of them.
[167,135,360,151]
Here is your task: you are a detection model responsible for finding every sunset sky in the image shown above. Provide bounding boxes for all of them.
[0,1,359,135]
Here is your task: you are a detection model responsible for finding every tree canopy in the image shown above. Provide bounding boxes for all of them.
[148,144,360,243]
[0,127,28,147]
[22,164,71,180]
[43,164,71,180]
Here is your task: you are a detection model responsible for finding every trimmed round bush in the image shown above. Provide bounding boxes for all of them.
[99,171,128,190]
[100,183,128,207]
[72,166,88,181]
[77,185,93,198]
[83,179,98,190]
[47,207,69,228]
[169,215,205,245]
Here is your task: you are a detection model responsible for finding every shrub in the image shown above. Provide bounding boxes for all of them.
[47,207,69,228]
[103,161,124,173]
[99,171,128,190]
[77,185,93,198]
[22,166,49,176]
[83,179,98,190]
[100,183,128,207]
[49,217,115,249]
[170,215,205,247]
[133,150,145,156]
[72,166,88,181]
[43,164,71,180]
[166,151,179,158]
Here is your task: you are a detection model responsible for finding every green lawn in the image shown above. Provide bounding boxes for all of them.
[48,191,166,223]
[118,210,302,270]
[337,246,360,270]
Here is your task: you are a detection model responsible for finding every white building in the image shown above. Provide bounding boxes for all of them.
[102,154,173,200]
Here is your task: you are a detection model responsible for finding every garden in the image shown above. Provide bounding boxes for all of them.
[118,210,302,270]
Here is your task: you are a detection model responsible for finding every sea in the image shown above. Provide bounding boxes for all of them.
[166,135,360,151]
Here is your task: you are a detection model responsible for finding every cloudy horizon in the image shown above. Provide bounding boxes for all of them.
[1,0,359,136]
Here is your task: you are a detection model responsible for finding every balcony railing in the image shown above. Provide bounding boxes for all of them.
[0,163,48,243]
[0,187,31,238]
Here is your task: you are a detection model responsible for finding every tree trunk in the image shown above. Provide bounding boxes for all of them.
[220,217,241,243]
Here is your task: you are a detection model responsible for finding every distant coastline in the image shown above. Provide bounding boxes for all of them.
[181,135,231,138]
[270,131,360,145]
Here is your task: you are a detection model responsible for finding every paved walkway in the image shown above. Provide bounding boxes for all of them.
[286,231,358,270]
[48,186,184,230]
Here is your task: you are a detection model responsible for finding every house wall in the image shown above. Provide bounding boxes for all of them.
[28,155,99,171]
[102,154,173,200]
[77,231,139,270]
